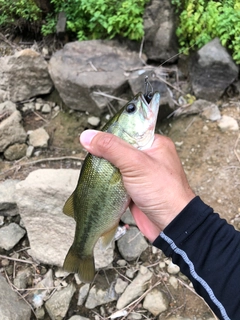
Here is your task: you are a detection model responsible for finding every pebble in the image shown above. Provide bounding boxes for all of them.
[0,216,4,226]
[167,262,180,274]
[45,284,76,320]
[13,267,32,289]
[116,259,127,267]
[121,208,136,225]
[114,278,128,294]
[87,116,100,127]
[143,288,168,316]
[4,143,27,161]
[169,276,179,289]
[0,223,26,250]
[26,145,34,158]
[85,281,117,309]
[78,283,90,306]
[35,102,43,111]
[41,103,52,113]
[68,316,90,320]
[117,226,148,261]
[28,127,50,148]
[218,115,239,131]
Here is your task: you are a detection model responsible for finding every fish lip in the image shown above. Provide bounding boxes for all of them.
[140,92,160,107]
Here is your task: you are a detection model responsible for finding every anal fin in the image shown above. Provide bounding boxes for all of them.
[101,224,118,249]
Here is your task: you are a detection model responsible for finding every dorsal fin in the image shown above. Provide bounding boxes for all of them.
[63,194,75,219]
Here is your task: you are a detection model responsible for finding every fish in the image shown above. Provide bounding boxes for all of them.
[63,85,160,283]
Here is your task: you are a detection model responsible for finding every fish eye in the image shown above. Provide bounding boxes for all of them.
[126,103,136,113]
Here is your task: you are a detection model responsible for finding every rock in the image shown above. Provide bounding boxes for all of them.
[143,288,168,316]
[0,104,27,152]
[0,223,26,250]
[0,49,53,102]
[143,0,178,62]
[169,276,178,289]
[78,283,90,306]
[32,269,54,308]
[0,216,4,226]
[13,267,32,289]
[49,40,145,114]
[0,179,19,216]
[28,127,50,148]
[114,278,128,294]
[22,102,35,112]
[87,116,101,127]
[85,273,118,309]
[190,38,239,101]
[117,226,148,261]
[26,145,34,158]
[116,266,152,309]
[4,143,27,160]
[68,316,90,320]
[121,208,136,226]
[35,102,43,111]
[218,115,239,131]
[0,274,31,320]
[45,284,76,320]
[42,103,52,114]
[0,100,17,113]
[15,169,114,269]
[201,104,221,121]
[167,261,180,275]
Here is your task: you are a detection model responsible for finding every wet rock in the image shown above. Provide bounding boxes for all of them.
[15,169,114,269]
[143,0,178,62]
[218,115,239,131]
[49,40,144,114]
[190,38,239,101]
[0,49,53,102]
[0,223,26,250]
[116,266,152,309]
[143,288,168,316]
[0,179,19,216]
[4,143,27,160]
[45,284,76,320]
[0,274,31,320]
[117,226,148,261]
[0,104,27,152]
[28,127,50,148]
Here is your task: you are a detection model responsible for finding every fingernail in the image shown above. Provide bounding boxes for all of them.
[80,130,99,147]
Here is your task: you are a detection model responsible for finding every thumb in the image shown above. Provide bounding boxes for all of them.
[80,129,142,170]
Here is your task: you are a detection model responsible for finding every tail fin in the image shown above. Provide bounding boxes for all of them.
[63,246,95,283]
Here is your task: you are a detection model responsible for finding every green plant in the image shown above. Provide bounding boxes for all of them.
[171,0,240,64]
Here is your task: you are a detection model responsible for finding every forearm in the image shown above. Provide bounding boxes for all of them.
[153,196,240,320]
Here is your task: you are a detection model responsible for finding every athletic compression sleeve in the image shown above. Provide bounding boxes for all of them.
[152,196,240,320]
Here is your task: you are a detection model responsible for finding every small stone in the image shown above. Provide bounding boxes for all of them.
[68,316,90,320]
[125,268,136,279]
[202,125,209,132]
[35,307,45,319]
[167,262,180,275]
[26,145,34,158]
[87,116,101,127]
[159,261,166,269]
[4,143,27,161]
[41,104,52,114]
[1,258,9,267]
[0,216,4,226]
[77,283,90,305]
[35,103,43,111]
[143,288,168,316]
[114,278,128,294]
[169,276,179,289]
[54,106,60,112]
[121,208,136,226]
[14,268,32,289]
[23,102,35,112]
[29,127,49,148]
[85,281,117,309]
[55,267,69,278]
[116,259,127,267]
[218,115,239,131]
[0,223,26,250]
[201,104,221,121]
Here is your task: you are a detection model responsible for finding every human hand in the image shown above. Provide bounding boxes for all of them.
[80,130,195,242]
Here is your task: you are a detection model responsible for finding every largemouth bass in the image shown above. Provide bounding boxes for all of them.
[63,88,160,283]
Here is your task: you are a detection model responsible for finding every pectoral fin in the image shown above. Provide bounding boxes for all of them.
[101,224,118,249]
[63,194,75,219]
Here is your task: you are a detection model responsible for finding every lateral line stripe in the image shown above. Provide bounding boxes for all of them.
[160,231,230,320]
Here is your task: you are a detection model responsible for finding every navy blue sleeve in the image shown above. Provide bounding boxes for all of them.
[153,196,240,320]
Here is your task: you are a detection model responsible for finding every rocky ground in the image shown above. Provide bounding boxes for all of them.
[0,90,239,320]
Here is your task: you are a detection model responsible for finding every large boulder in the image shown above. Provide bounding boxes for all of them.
[48,40,145,115]
[189,38,239,101]
[143,0,178,62]
[0,49,53,102]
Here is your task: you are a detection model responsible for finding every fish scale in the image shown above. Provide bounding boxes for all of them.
[63,90,160,283]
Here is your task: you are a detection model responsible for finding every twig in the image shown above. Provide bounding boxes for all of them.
[139,36,146,65]
[184,117,195,132]
[32,110,49,123]
[0,254,38,266]
[234,133,240,163]
[92,91,128,102]
[0,156,84,176]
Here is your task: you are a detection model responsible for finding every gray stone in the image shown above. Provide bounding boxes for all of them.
[45,284,76,320]
[87,116,101,127]
[0,100,17,113]
[35,102,43,111]
[4,143,27,160]
[218,115,239,131]
[42,103,52,114]
[121,208,136,226]
[167,261,180,275]
[143,288,168,316]
[77,283,90,306]
[117,266,152,309]
[26,145,34,158]
[28,127,50,148]
[114,278,128,294]
[0,223,26,250]
[0,179,19,216]
[190,38,239,101]
[68,316,90,320]
[117,226,148,261]
[0,109,27,152]
[0,274,31,320]
[13,267,32,289]
[143,0,178,62]
[0,216,4,226]
[174,99,221,119]
[15,169,114,269]
[32,269,54,308]
[48,40,145,114]
[0,49,53,102]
